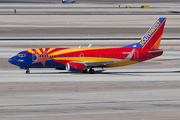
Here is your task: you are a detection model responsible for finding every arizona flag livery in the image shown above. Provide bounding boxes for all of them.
[8,18,166,74]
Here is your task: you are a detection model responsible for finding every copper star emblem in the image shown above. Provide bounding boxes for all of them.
[32,50,54,67]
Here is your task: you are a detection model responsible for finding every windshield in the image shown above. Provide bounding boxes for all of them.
[16,54,26,57]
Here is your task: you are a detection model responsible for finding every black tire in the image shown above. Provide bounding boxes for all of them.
[83,69,87,73]
[89,69,95,74]
[26,70,30,74]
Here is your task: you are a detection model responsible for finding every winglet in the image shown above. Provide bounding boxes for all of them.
[124,49,135,60]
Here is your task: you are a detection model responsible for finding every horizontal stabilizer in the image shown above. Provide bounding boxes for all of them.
[148,48,173,54]
[148,50,163,54]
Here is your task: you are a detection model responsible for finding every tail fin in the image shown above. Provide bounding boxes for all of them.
[123,17,166,49]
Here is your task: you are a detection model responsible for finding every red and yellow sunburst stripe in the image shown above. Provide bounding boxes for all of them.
[26,48,114,57]
[26,48,49,54]
[49,48,104,56]
[54,57,120,62]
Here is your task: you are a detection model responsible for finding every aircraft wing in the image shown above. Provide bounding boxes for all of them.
[78,49,135,67]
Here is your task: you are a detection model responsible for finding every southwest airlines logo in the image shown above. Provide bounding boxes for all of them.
[140,20,161,46]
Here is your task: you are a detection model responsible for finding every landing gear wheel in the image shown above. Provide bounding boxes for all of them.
[26,70,30,74]
[83,69,87,73]
[89,69,95,74]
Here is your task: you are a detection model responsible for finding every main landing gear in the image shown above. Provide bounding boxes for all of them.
[89,68,95,74]
[82,69,87,73]
[82,69,95,74]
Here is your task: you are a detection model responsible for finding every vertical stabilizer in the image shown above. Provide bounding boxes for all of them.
[123,17,166,49]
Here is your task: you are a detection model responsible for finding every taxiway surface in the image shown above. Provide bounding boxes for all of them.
[1,68,180,120]
[1,40,180,120]
[0,2,180,120]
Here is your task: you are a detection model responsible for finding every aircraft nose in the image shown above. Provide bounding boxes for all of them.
[8,57,17,65]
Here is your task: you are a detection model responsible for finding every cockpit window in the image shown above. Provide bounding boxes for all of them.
[16,54,26,57]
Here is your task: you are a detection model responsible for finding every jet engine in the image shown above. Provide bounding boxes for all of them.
[66,62,85,72]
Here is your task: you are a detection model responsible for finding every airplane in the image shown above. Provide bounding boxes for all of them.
[8,17,166,74]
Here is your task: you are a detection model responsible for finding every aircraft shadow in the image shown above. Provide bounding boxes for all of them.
[92,70,180,75]
[29,70,180,75]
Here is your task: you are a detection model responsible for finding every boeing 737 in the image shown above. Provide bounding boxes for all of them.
[8,17,166,74]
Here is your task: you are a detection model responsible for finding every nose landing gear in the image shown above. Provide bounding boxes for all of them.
[20,67,30,74]
[26,70,30,74]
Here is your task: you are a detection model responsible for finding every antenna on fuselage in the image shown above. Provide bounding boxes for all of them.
[78,44,91,48]
[88,44,92,48]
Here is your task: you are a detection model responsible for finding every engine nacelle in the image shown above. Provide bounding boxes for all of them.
[66,62,85,72]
